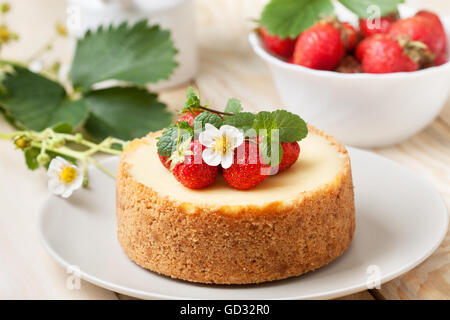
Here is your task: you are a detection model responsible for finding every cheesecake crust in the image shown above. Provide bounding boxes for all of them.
[116,126,355,284]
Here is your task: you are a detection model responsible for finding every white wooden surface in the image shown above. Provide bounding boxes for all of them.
[0,0,448,299]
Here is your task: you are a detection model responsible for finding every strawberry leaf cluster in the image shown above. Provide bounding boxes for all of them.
[157,88,308,166]
[260,0,404,38]
[0,20,177,141]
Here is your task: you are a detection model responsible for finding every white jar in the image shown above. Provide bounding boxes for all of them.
[66,0,197,89]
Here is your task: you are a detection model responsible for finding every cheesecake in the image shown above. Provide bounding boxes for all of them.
[116,125,355,284]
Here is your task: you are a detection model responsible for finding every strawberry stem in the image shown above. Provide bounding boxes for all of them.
[198,105,233,116]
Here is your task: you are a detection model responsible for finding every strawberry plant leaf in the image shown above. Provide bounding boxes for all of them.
[0,66,87,131]
[52,122,73,134]
[260,0,334,38]
[71,20,178,91]
[338,0,403,18]
[224,98,243,114]
[83,86,172,141]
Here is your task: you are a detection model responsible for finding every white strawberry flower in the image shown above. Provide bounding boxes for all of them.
[47,156,84,198]
[199,124,244,169]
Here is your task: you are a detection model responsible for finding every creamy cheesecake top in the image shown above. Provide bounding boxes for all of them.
[125,130,347,206]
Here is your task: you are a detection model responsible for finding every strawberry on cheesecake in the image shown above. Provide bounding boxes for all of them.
[116,89,355,284]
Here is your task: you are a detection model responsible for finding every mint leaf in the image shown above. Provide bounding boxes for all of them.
[253,111,278,133]
[253,111,279,165]
[259,135,283,166]
[253,110,307,164]
[157,126,178,157]
[177,120,194,135]
[223,112,255,135]
[271,110,308,142]
[260,0,334,38]
[0,66,87,131]
[24,148,40,170]
[71,20,178,90]
[83,86,172,141]
[338,0,403,18]
[193,111,223,130]
[183,87,201,111]
[224,98,243,114]
[156,124,193,157]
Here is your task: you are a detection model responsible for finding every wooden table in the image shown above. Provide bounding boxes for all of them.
[0,0,448,300]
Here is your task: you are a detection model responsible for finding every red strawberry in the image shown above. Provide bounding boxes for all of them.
[172,140,218,189]
[260,28,296,58]
[336,55,363,73]
[293,22,344,70]
[223,141,269,190]
[176,110,202,127]
[355,36,374,61]
[415,10,448,61]
[389,15,446,58]
[341,22,359,52]
[359,14,397,37]
[158,153,171,169]
[358,35,419,73]
[278,142,300,172]
[435,51,448,66]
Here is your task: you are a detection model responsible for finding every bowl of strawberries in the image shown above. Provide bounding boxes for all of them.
[249,0,450,147]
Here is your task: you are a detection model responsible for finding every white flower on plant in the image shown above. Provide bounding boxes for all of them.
[47,156,83,198]
[199,124,244,169]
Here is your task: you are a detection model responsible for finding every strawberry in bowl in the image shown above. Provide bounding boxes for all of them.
[250,0,450,147]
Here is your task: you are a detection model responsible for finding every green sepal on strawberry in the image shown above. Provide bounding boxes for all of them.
[388,11,447,64]
[356,34,435,73]
[258,0,448,73]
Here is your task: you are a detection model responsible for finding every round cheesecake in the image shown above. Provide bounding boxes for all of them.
[116,126,355,284]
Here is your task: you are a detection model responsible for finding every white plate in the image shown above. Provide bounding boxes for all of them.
[38,148,448,300]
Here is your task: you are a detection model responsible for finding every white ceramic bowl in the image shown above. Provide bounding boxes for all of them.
[249,19,450,148]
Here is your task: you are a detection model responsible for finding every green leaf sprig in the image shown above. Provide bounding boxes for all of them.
[260,0,404,38]
[0,19,177,141]
[157,88,308,167]
[0,127,127,185]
